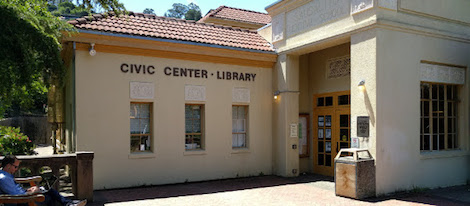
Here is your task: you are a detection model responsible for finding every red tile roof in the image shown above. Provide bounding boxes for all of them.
[68,12,273,52]
[198,6,271,25]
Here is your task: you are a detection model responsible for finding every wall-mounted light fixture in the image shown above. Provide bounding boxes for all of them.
[273,90,299,100]
[89,43,96,56]
[273,90,280,100]
[358,80,366,91]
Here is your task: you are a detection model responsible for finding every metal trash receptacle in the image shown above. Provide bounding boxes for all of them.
[334,148,375,199]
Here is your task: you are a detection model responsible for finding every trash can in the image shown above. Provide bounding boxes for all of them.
[334,148,375,199]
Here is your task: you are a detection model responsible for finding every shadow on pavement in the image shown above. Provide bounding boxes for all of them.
[363,185,470,206]
[89,173,469,206]
[90,174,333,205]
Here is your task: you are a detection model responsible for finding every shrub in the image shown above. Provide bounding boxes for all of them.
[0,126,36,155]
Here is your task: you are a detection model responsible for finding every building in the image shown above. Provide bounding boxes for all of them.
[59,0,470,195]
[265,0,470,195]
[60,10,276,189]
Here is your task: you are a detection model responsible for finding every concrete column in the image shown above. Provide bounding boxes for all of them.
[76,152,94,201]
[273,54,300,177]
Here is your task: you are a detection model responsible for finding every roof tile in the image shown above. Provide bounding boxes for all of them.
[69,12,273,52]
[198,6,271,26]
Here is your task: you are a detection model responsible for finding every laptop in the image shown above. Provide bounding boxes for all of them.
[38,173,58,192]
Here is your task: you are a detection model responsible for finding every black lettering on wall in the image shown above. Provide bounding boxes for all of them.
[202,70,208,79]
[121,63,129,73]
[164,67,171,75]
[147,66,155,74]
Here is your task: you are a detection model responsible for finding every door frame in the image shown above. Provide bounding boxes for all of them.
[312,90,350,176]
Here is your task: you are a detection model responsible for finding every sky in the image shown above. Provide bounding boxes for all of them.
[118,0,278,16]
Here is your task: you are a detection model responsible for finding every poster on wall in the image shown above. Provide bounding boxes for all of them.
[351,137,360,148]
[290,123,298,138]
[325,142,331,152]
[318,129,324,139]
[325,116,331,126]
[318,116,324,126]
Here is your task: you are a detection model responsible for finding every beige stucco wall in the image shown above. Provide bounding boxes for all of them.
[399,0,470,24]
[373,28,470,194]
[307,44,350,95]
[258,24,273,43]
[350,27,470,194]
[73,50,273,189]
[272,54,300,177]
[350,29,378,163]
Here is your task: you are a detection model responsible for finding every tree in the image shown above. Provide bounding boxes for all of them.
[0,0,125,117]
[143,8,155,15]
[164,3,188,18]
[164,2,201,21]
[50,1,93,18]
[185,3,201,21]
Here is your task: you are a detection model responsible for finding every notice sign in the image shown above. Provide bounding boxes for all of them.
[290,123,298,138]
[351,137,359,148]
[357,116,369,137]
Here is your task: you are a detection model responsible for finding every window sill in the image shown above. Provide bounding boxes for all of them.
[184,150,206,156]
[420,150,470,160]
[231,148,250,154]
[128,152,156,159]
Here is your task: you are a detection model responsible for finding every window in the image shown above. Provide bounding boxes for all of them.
[185,104,204,150]
[130,103,152,153]
[299,114,309,157]
[420,83,458,151]
[232,106,248,148]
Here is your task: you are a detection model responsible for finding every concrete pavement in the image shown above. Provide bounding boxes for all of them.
[88,174,470,206]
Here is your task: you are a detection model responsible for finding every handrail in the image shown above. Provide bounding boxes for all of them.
[0,152,94,201]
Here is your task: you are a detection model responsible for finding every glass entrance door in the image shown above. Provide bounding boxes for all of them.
[313,91,350,176]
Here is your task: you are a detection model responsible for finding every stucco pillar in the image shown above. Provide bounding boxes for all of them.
[273,54,300,177]
[350,29,378,192]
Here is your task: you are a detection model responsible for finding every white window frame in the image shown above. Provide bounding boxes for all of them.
[420,82,459,151]
[130,102,153,153]
[185,104,204,150]
[232,105,248,149]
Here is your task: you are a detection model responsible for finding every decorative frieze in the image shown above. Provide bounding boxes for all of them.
[420,63,465,85]
[327,56,351,79]
[130,82,154,99]
[185,85,206,101]
[286,0,349,37]
[232,88,250,103]
[351,0,374,14]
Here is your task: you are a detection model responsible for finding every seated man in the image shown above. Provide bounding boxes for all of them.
[0,155,86,206]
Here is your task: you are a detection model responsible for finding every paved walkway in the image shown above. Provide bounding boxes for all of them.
[34,144,54,156]
[88,174,470,206]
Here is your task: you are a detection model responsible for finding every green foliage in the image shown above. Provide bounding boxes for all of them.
[4,76,48,117]
[0,0,71,117]
[185,3,201,21]
[19,167,33,177]
[143,8,154,15]
[50,1,94,17]
[164,3,187,18]
[164,3,202,21]
[0,126,36,155]
[0,0,125,118]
